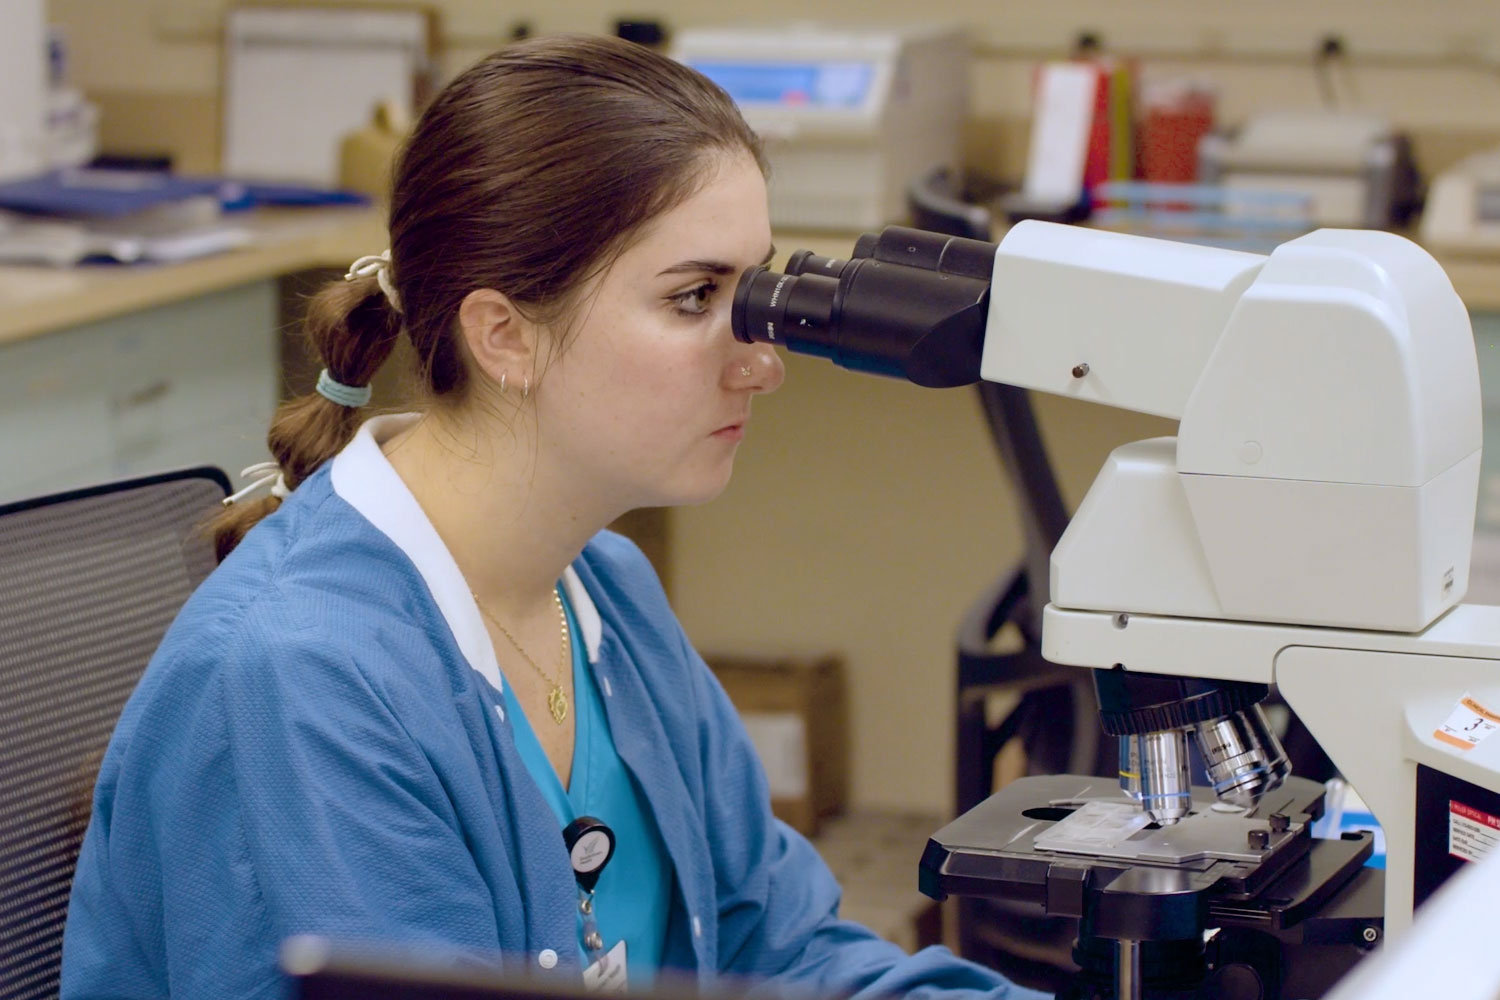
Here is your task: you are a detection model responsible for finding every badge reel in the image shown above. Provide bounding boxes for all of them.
[563,817,626,991]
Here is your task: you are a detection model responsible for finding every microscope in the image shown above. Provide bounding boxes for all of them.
[731,224,1500,999]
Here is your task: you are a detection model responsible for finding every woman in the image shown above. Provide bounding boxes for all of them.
[61,34,1045,1000]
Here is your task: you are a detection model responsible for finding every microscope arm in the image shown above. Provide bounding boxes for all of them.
[980,222,1265,421]
[992,221,1482,633]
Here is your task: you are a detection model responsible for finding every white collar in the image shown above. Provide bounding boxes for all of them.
[329,414,604,696]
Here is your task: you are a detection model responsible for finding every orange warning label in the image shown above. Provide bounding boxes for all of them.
[1435,729,1474,750]
[1461,696,1500,725]
[1434,693,1500,752]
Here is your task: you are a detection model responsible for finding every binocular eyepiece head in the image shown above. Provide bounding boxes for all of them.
[729,226,998,389]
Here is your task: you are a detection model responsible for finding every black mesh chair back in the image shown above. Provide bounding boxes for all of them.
[0,469,228,1000]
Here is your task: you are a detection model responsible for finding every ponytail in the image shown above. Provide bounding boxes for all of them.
[208,276,402,561]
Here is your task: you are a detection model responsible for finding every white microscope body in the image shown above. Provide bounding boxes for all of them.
[980,221,1498,937]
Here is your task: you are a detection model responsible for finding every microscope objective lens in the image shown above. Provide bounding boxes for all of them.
[1195,706,1291,808]
[1119,730,1193,825]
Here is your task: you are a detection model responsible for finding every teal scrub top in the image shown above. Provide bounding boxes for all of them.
[502,586,672,986]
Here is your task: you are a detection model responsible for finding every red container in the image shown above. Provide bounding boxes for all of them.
[1139,89,1215,183]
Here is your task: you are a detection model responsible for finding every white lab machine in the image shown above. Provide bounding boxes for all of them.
[1198,110,1419,228]
[1421,146,1500,253]
[732,220,1500,996]
[671,24,967,231]
[0,0,47,182]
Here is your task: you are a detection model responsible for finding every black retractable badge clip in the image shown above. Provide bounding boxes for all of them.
[563,816,615,956]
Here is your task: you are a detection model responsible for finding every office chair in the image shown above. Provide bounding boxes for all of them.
[0,468,228,1000]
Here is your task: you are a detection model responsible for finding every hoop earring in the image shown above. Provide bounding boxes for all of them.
[522,375,530,401]
[500,372,508,394]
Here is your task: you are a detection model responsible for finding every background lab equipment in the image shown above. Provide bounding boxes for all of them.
[1420,146,1500,253]
[221,5,432,186]
[671,24,966,231]
[1197,110,1420,228]
[730,223,1499,999]
[0,0,48,182]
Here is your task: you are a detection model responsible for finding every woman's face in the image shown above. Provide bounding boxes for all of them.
[534,152,784,513]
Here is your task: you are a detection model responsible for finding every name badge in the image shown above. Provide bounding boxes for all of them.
[582,939,628,993]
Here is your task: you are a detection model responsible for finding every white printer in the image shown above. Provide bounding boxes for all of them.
[672,24,968,231]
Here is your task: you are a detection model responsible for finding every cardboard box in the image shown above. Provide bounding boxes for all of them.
[706,654,850,837]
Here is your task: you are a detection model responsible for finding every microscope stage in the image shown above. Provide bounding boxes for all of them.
[920,774,1378,942]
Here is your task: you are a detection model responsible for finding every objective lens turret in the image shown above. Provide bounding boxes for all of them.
[1094,667,1290,821]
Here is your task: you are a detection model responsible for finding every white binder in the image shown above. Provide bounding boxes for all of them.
[221,5,430,185]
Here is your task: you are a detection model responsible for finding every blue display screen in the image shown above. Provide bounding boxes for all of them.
[688,61,874,108]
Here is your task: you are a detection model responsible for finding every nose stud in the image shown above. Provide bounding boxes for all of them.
[738,366,753,377]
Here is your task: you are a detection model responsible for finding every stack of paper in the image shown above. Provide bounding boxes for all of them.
[0,169,251,266]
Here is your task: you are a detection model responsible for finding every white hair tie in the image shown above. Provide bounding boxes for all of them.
[344,249,403,313]
[222,461,291,507]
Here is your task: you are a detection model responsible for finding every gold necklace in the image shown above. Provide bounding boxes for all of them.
[474,587,570,725]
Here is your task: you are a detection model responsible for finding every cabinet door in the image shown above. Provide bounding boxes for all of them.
[0,281,278,505]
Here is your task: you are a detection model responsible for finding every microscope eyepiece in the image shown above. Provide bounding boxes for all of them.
[731,263,840,347]
[729,226,997,388]
[784,249,852,277]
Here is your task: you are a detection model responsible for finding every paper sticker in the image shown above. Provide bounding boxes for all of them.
[582,939,628,993]
[1449,800,1500,863]
[1433,693,1500,752]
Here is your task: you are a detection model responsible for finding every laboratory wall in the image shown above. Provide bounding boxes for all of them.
[51,0,1500,178]
[41,0,1500,815]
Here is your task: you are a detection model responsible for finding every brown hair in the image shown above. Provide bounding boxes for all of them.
[210,34,765,560]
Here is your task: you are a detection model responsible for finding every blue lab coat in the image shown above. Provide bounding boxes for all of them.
[61,416,1045,1000]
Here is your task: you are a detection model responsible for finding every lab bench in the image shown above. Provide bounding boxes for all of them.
[0,206,386,504]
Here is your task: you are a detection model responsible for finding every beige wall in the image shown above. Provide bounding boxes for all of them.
[43,0,1500,813]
